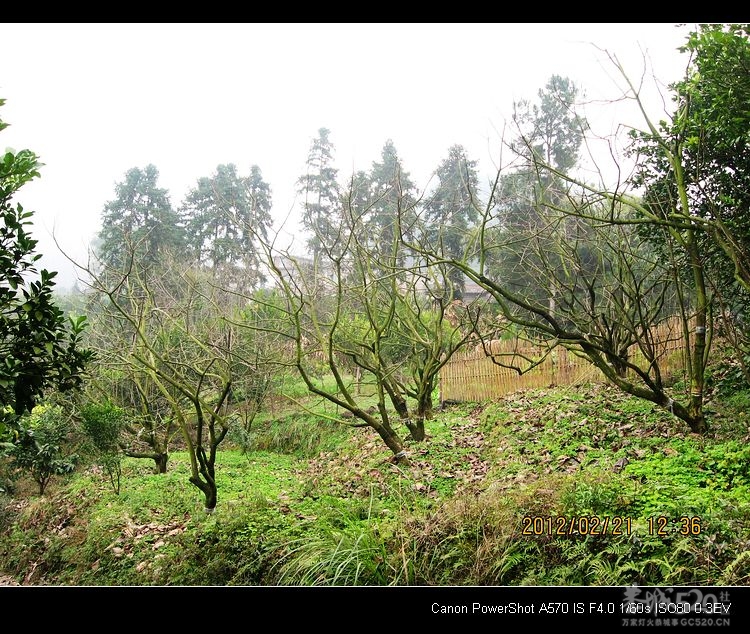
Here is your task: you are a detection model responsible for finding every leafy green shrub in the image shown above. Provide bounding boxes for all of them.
[79,402,126,493]
[9,404,77,495]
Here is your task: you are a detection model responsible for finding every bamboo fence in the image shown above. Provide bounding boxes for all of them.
[440,316,690,403]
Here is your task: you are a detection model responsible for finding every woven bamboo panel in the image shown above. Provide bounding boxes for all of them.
[440,316,692,403]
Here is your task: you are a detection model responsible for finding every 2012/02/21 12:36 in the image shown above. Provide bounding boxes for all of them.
[520,515,703,536]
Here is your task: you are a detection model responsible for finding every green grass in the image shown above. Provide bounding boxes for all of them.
[2,381,750,586]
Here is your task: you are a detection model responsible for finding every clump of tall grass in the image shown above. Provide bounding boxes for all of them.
[230,412,349,457]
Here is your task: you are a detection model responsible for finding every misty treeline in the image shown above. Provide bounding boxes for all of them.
[53,24,750,510]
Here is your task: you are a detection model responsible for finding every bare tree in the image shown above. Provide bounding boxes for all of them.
[76,247,237,511]
[244,166,478,462]
[403,56,725,433]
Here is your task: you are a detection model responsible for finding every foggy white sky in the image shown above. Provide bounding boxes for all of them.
[0,23,694,289]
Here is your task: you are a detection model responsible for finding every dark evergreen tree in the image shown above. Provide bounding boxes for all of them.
[423,144,481,299]
[181,163,272,292]
[297,128,342,261]
[97,165,183,274]
[363,140,418,271]
[491,75,587,308]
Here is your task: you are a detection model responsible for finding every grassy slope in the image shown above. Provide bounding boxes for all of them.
[1,382,749,586]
